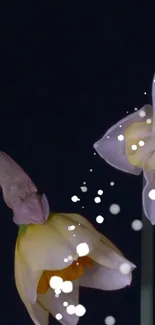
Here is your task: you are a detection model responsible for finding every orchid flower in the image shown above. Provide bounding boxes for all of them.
[94,75,155,224]
[0,151,49,224]
[15,212,135,325]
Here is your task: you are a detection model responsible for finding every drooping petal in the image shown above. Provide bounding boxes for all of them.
[142,175,155,224]
[93,105,152,174]
[90,236,136,271]
[38,280,79,325]
[80,263,132,290]
[18,213,100,272]
[15,241,48,325]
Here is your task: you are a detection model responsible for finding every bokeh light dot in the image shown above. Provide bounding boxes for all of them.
[96,215,104,224]
[94,196,101,203]
[105,316,116,325]
[131,219,143,231]
[109,204,120,215]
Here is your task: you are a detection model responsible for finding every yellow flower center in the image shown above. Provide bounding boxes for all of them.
[37,256,94,294]
[124,121,153,168]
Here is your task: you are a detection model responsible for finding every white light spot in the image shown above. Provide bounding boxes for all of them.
[148,189,155,200]
[97,189,103,195]
[119,262,131,274]
[66,305,75,315]
[63,301,68,307]
[68,225,75,231]
[139,110,146,117]
[83,181,86,184]
[138,140,145,146]
[80,186,88,192]
[76,242,89,256]
[94,196,101,203]
[109,204,120,215]
[61,281,73,293]
[96,215,104,224]
[117,134,124,141]
[68,255,73,261]
[75,304,86,317]
[105,316,116,325]
[90,169,93,172]
[131,219,143,231]
[93,152,96,155]
[110,181,115,186]
[144,92,147,95]
[55,288,61,295]
[55,313,62,320]
[71,195,80,202]
[64,258,68,263]
[126,111,129,113]
[134,107,138,111]
[146,118,152,124]
[82,206,84,208]
[49,276,63,290]
[107,135,110,138]
[131,144,137,151]
[119,124,122,127]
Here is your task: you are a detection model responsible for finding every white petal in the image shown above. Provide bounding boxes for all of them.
[51,213,100,255]
[90,236,135,271]
[38,280,79,325]
[18,221,74,271]
[15,241,48,325]
[19,213,100,272]
[80,263,132,290]
[94,105,152,174]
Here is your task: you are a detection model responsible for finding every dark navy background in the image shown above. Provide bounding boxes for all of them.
[1,2,155,325]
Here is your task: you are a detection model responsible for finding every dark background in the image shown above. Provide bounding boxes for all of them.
[1,2,155,325]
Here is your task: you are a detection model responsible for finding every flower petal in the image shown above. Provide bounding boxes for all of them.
[15,240,48,325]
[142,175,155,224]
[38,280,79,325]
[93,105,152,174]
[90,236,135,271]
[18,213,100,272]
[52,213,100,251]
[80,262,132,290]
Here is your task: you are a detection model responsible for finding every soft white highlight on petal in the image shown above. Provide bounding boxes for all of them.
[75,304,86,317]
[49,276,63,290]
[76,243,89,256]
[61,281,73,293]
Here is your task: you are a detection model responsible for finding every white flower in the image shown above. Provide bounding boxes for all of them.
[15,213,135,325]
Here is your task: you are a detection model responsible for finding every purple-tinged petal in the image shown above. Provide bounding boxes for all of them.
[41,194,50,221]
[0,151,50,225]
[93,105,152,174]
[142,172,155,224]
[152,73,155,119]
[80,263,133,290]
[38,281,79,325]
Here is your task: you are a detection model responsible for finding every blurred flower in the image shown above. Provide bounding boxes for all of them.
[94,75,155,224]
[15,213,135,325]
